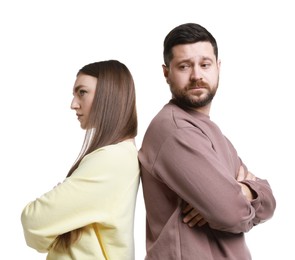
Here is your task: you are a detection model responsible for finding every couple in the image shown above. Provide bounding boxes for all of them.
[21,23,276,260]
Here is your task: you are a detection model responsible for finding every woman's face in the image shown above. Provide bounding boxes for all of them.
[71,74,97,129]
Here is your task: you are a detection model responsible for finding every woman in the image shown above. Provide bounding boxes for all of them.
[21,60,140,259]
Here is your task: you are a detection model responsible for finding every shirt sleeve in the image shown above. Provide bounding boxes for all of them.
[226,137,276,226]
[153,127,275,234]
[241,178,276,225]
[21,145,139,251]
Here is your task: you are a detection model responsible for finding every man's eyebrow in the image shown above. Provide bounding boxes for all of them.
[201,56,214,62]
[176,56,214,63]
[177,58,192,63]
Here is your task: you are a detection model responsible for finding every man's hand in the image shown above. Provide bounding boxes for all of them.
[237,166,257,201]
[182,166,256,228]
[182,203,207,227]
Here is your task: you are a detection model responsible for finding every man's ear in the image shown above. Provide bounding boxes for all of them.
[217,59,221,73]
[162,64,169,81]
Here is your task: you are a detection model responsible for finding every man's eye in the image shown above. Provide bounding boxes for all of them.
[201,63,211,68]
[179,64,190,70]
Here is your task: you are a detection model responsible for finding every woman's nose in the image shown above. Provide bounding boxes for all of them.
[70,98,80,110]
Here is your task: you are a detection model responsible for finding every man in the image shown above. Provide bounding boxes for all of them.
[139,23,276,260]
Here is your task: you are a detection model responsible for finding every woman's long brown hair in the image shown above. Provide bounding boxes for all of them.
[52,60,137,250]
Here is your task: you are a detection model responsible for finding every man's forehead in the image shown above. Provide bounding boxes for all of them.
[172,42,215,59]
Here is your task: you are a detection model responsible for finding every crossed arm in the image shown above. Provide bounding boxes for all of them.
[182,166,257,227]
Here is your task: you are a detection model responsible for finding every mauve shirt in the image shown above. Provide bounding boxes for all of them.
[139,100,276,260]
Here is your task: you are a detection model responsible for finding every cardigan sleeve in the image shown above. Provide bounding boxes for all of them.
[21,143,139,252]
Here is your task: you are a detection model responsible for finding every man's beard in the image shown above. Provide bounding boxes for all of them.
[170,83,218,109]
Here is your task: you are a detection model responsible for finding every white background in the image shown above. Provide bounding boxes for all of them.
[1,0,294,259]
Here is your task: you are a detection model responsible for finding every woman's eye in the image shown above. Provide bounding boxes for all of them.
[79,90,87,96]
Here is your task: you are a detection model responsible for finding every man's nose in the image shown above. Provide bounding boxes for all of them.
[190,66,203,82]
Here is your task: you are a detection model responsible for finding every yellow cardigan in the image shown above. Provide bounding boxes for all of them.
[21,140,140,260]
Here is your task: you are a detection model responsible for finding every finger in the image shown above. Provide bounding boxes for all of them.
[246,171,256,181]
[188,215,204,227]
[183,209,199,223]
[182,204,193,214]
[197,219,207,227]
[236,165,245,181]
